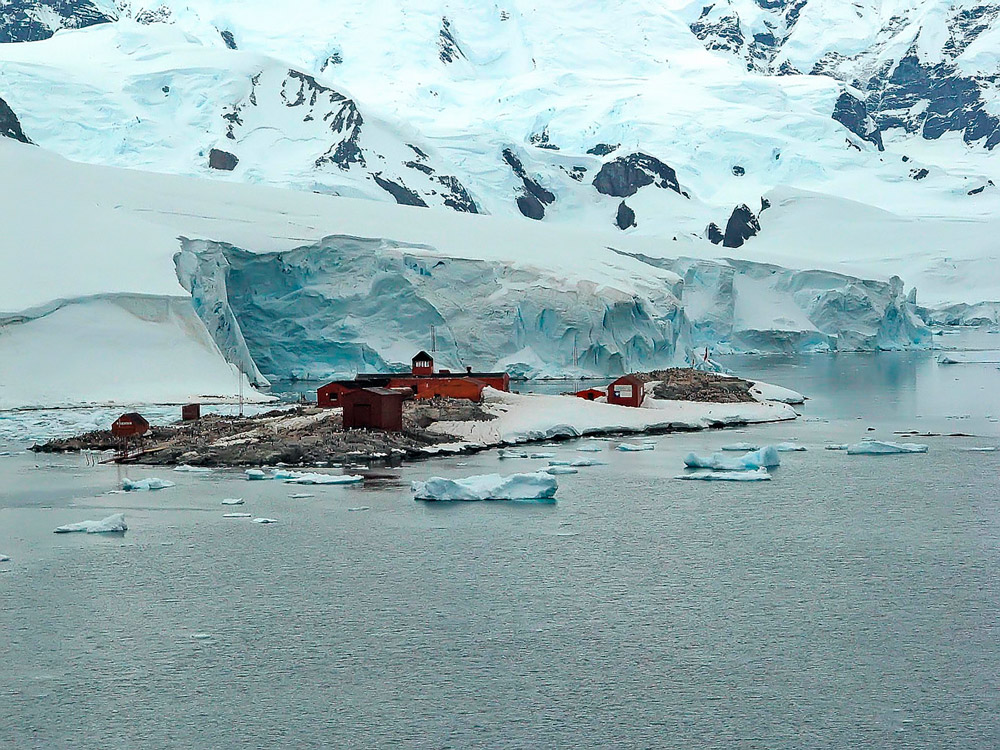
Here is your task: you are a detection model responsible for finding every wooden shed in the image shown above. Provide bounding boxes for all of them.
[111,412,150,438]
[317,380,359,408]
[341,387,404,431]
[181,403,201,421]
[606,375,645,408]
[575,387,606,401]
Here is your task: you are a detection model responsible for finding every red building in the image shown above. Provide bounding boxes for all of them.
[575,388,606,401]
[412,350,434,376]
[341,387,404,431]
[111,412,150,438]
[415,378,487,402]
[606,375,645,408]
[317,380,359,408]
[181,403,201,421]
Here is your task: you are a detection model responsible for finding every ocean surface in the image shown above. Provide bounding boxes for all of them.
[1,339,998,748]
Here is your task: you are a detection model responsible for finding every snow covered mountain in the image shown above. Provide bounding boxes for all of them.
[0,1,997,406]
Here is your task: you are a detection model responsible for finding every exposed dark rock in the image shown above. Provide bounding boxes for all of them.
[760,197,771,213]
[968,180,993,195]
[0,96,31,143]
[529,128,559,150]
[592,153,682,198]
[0,0,114,43]
[502,148,555,218]
[436,175,479,213]
[561,165,587,182]
[320,50,343,71]
[586,143,619,156]
[832,91,884,150]
[209,149,239,171]
[616,202,636,230]
[373,173,428,207]
[408,144,429,160]
[722,204,760,248]
[732,165,745,176]
[706,222,724,245]
[516,194,545,220]
[438,17,464,63]
[901,155,910,162]
[641,368,756,403]
[405,160,435,175]
[219,29,237,49]
[910,168,929,180]
[162,85,170,94]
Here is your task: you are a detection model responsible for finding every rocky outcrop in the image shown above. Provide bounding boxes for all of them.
[208,149,238,171]
[502,148,555,220]
[706,223,724,245]
[0,0,113,43]
[832,91,884,150]
[615,202,636,230]
[722,204,760,248]
[438,17,464,63]
[373,173,428,207]
[0,96,31,144]
[592,153,683,198]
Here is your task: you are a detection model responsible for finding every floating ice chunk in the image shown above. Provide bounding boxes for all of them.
[675,469,772,482]
[252,517,278,524]
[498,449,528,459]
[289,492,315,498]
[173,464,212,473]
[0,554,10,562]
[720,442,759,452]
[245,469,270,480]
[190,633,213,640]
[576,445,604,452]
[548,460,572,466]
[54,513,128,533]
[529,452,556,459]
[774,443,806,452]
[223,512,252,518]
[544,466,579,475]
[347,506,370,512]
[684,446,780,471]
[961,446,997,452]
[570,458,606,467]
[122,477,174,491]
[617,443,656,452]
[221,498,244,505]
[847,441,928,455]
[283,472,363,485]
[412,472,558,502]
[825,444,849,451]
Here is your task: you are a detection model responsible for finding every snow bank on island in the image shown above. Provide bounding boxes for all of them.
[749,382,806,404]
[428,389,798,447]
[54,513,127,534]
[412,472,558,502]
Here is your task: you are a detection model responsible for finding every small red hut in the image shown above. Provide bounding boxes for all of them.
[341,387,404,431]
[111,412,150,438]
[181,403,201,421]
[575,388,606,401]
[606,375,645,408]
[317,380,359,408]
[412,350,434,376]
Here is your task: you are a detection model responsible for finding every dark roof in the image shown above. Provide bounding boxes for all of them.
[612,374,643,384]
[115,412,149,423]
[358,387,404,397]
[412,350,433,361]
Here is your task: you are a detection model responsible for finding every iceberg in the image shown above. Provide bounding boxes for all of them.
[498,449,529,459]
[283,472,363,485]
[684,446,780,471]
[0,554,10,562]
[774,443,807,452]
[570,458,606,467]
[221,498,244,505]
[223,512,252,518]
[122,477,174,491]
[847,441,928,455]
[617,443,656,452]
[825,444,848,451]
[252,517,278,524]
[54,513,128,533]
[576,445,605,452]
[412,472,558,502]
[544,466,579,475]
[675,469,772,481]
[245,468,270,480]
[289,492,316,498]
[528,452,556,459]
[720,442,759,452]
[173,464,212,473]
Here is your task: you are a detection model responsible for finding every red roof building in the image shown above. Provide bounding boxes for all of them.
[111,412,150,438]
[341,387,404,432]
[606,375,645,408]
[574,388,606,401]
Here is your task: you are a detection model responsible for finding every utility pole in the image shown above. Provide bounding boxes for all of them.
[430,324,437,352]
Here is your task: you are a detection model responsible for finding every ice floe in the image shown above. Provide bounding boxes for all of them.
[847,441,928,455]
[173,464,212,473]
[774,442,807,452]
[684,446,780,471]
[576,445,604,452]
[252,517,278,524]
[412,472,558,502]
[289,492,315,498]
[220,498,244,505]
[54,513,128,533]
[245,468,362,484]
[0,554,10,562]
[617,442,656,452]
[720,442,760,452]
[825,444,849,451]
[675,469,772,482]
[570,458,606,467]
[223,512,252,518]
[544,466,579,475]
[122,477,174,491]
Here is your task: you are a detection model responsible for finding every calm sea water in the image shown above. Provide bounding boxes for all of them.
[1,343,998,748]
